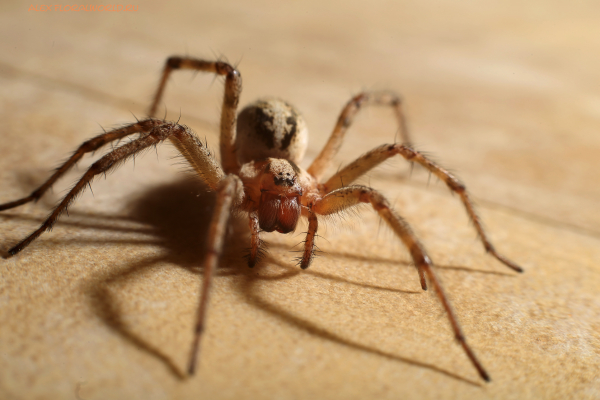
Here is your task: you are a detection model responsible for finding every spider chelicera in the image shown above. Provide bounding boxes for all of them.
[0,56,523,381]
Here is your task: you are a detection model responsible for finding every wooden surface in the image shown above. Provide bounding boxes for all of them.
[1,1,599,399]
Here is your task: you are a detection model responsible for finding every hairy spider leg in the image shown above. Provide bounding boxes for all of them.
[148,56,242,174]
[4,119,225,256]
[324,144,523,273]
[188,174,242,375]
[299,209,319,269]
[307,91,411,181]
[0,120,158,212]
[247,213,268,268]
[310,185,490,382]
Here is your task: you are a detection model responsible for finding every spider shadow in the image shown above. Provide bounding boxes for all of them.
[239,256,482,386]
[81,176,248,380]
[100,177,488,385]
[2,175,484,385]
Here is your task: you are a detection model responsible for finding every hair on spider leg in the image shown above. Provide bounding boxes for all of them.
[292,247,322,269]
[292,254,317,268]
[305,241,326,258]
[312,233,330,245]
[243,239,269,267]
[208,47,221,62]
[189,68,201,83]
[317,200,369,234]
[127,141,163,171]
[289,231,329,249]
[129,111,141,123]
[232,55,244,71]
[95,124,110,154]
[290,245,324,256]
[168,139,219,179]
[86,181,94,197]
[151,142,160,161]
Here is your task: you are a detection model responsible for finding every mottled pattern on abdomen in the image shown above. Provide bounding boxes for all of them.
[235,98,308,164]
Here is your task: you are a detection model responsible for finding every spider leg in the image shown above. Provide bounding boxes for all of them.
[188,174,241,375]
[148,56,242,174]
[0,120,158,212]
[324,144,523,273]
[312,185,490,382]
[247,213,264,268]
[168,121,224,191]
[5,119,225,256]
[307,91,410,180]
[299,209,318,269]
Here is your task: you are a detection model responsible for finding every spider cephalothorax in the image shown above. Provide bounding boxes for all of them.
[0,56,523,382]
[240,157,307,234]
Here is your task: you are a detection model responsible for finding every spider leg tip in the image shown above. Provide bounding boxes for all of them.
[491,250,524,273]
[503,258,524,273]
[299,260,311,269]
[5,246,20,258]
[478,368,491,382]
[187,355,199,376]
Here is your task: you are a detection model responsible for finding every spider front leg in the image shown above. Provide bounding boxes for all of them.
[0,120,157,212]
[324,144,523,273]
[299,209,318,269]
[148,56,242,174]
[307,91,411,181]
[4,119,223,256]
[247,213,264,268]
[310,185,490,382]
[188,174,242,375]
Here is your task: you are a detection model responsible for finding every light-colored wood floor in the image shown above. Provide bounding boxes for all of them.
[1,1,599,399]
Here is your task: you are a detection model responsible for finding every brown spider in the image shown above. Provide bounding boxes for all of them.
[0,56,522,382]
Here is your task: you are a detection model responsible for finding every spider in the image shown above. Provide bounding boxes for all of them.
[0,56,523,382]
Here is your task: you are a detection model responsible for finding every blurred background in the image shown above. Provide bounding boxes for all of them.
[3,0,599,232]
[1,1,599,399]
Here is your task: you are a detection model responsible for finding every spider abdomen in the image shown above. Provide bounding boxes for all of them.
[235,98,308,165]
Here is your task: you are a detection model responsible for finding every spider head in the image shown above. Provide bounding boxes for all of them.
[257,159,303,234]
